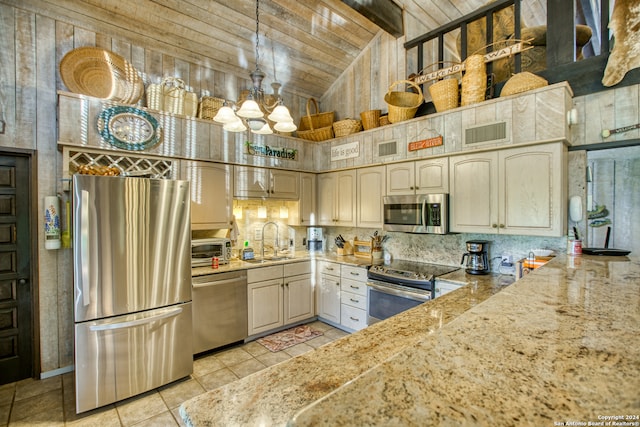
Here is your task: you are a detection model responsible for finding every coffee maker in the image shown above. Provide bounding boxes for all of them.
[461,240,490,275]
[306,227,323,252]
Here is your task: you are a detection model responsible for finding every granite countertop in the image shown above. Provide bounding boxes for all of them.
[289,254,640,426]
[181,254,640,426]
[191,251,379,276]
[180,269,512,426]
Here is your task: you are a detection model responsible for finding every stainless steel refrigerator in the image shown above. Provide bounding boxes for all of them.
[72,174,193,413]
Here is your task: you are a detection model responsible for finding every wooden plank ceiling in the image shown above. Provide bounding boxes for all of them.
[13,0,546,100]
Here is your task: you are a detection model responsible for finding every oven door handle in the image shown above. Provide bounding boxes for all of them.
[367,281,431,301]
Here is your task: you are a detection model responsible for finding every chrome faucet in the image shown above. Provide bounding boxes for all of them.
[262,221,279,259]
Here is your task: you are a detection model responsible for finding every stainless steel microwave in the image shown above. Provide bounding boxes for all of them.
[382,194,448,234]
[191,238,232,266]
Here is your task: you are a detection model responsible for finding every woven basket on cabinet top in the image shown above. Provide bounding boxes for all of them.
[333,119,362,137]
[384,80,423,123]
[298,98,334,131]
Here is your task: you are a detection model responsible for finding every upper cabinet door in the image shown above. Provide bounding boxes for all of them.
[181,161,233,230]
[357,166,385,228]
[449,152,498,234]
[270,170,299,199]
[386,163,415,195]
[415,158,449,194]
[335,170,356,227]
[234,166,269,198]
[317,173,336,226]
[499,143,566,236]
[299,173,316,225]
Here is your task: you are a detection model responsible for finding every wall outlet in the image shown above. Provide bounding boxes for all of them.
[501,254,513,265]
[254,229,262,241]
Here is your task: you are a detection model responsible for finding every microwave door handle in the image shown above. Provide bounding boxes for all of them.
[421,199,428,227]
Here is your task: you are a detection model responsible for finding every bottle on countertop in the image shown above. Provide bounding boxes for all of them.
[241,240,255,260]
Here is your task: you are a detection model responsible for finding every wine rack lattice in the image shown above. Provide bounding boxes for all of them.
[68,150,174,179]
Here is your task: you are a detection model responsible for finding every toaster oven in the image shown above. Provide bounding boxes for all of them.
[191,238,232,266]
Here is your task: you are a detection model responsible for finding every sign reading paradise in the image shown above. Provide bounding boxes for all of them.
[246,142,297,160]
[414,41,532,85]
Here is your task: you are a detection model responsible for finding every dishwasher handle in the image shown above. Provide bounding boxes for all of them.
[192,271,247,287]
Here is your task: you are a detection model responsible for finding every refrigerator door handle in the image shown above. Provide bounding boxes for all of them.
[80,190,91,306]
[89,306,183,332]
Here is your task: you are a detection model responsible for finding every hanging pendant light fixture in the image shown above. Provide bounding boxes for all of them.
[216,0,296,134]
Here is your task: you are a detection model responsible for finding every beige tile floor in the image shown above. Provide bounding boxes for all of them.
[0,321,348,427]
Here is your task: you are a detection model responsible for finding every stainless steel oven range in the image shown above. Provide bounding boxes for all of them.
[367,260,459,325]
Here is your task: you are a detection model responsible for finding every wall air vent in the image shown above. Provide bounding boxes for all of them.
[377,140,397,157]
[464,122,508,145]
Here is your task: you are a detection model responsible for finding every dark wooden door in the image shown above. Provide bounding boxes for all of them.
[0,153,33,384]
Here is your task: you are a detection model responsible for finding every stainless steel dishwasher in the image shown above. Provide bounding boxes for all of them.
[192,270,248,354]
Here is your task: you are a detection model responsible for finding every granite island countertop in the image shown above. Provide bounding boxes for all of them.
[289,254,640,426]
[180,266,514,426]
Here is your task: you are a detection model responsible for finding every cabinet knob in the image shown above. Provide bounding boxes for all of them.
[350,298,359,303]
[410,186,414,190]
[350,285,359,289]
[335,282,340,286]
[281,283,284,288]
[19,279,26,285]
[350,272,359,276]
[492,224,498,228]
[350,316,359,321]
[499,224,505,228]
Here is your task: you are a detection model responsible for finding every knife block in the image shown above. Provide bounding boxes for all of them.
[337,241,353,256]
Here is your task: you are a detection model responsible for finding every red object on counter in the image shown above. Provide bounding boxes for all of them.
[212,257,219,269]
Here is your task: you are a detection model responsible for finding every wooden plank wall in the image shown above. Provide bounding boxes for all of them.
[320,31,408,122]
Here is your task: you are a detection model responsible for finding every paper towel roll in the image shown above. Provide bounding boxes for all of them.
[44,196,61,250]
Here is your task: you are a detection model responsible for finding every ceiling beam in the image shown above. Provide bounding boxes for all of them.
[341,0,404,38]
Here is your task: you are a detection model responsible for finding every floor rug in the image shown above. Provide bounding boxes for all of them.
[257,325,323,352]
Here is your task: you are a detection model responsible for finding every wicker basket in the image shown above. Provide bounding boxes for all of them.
[429,79,459,112]
[360,109,381,130]
[198,96,225,120]
[461,54,487,106]
[500,72,548,97]
[379,115,390,126]
[384,80,423,123]
[299,98,334,131]
[162,77,186,115]
[333,119,362,137]
[419,61,461,113]
[297,125,334,142]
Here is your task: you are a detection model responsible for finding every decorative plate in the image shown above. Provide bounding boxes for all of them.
[97,106,162,151]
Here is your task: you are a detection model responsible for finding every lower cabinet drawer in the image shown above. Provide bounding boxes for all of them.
[340,290,366,311]
[340,304,367,331]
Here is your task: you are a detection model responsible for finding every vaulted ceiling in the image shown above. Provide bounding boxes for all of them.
[15,0,549,99]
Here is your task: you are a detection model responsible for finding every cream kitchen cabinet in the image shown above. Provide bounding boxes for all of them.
[339,265,368,331]
[449,142,566,236]
[247,265,284,336]
[316,261,341,325]
[234,166,299,199]
[247,261,314,336]
[283,261,314,325]
[180,161,233,230]
[298,172,316,226]
[386,158,449,196]
[317,170,356,226]
[357,166,385,228]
